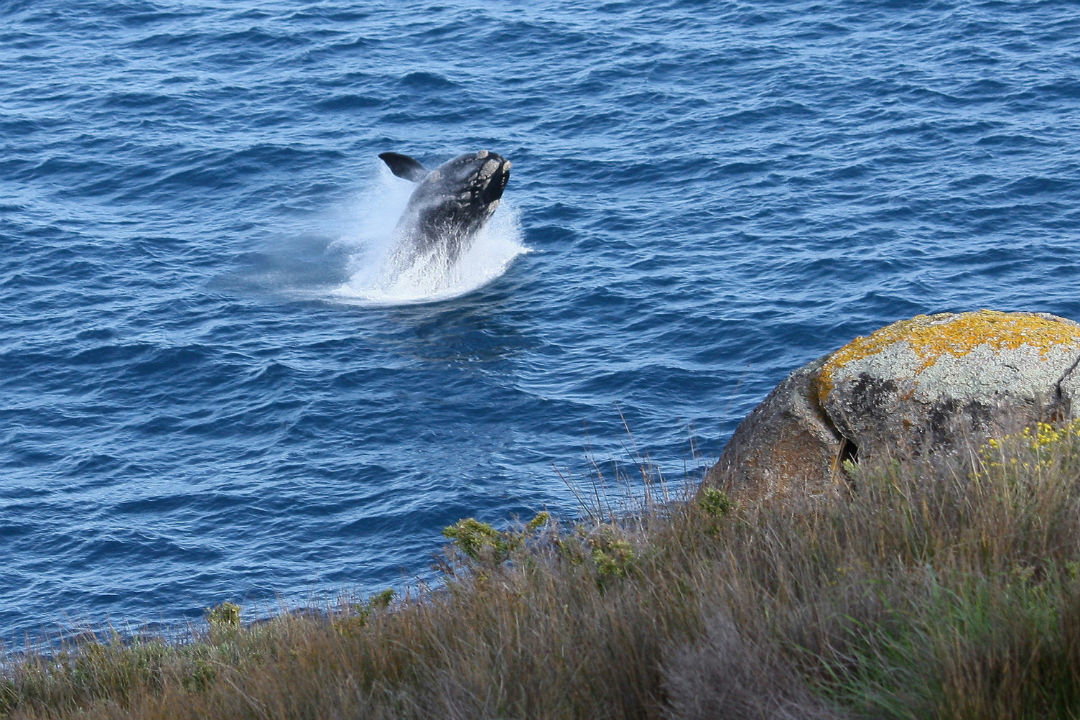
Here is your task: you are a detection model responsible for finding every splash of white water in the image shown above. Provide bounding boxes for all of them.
[330,169,526,306]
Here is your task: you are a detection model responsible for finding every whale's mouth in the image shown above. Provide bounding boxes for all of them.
[478,157,511,206]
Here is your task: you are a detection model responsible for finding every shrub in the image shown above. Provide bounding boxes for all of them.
[205,602,241,629]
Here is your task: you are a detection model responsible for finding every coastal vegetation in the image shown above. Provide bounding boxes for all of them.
[5,424,1080,719]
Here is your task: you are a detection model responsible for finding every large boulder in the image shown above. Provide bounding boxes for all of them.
[707,310,1080,502]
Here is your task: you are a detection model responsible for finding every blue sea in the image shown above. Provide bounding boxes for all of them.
[2,0,1079,646]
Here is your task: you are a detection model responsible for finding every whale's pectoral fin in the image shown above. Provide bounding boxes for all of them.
[378,152,429,182]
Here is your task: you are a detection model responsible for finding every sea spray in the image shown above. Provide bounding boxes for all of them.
[331,168,527,306]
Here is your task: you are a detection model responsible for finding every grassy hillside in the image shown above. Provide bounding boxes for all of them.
[5,423,1080,719]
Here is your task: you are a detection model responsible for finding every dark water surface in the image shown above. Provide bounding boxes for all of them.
[2,0,1079,644]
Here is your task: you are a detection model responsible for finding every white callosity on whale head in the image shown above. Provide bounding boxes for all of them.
[478,158,501,181]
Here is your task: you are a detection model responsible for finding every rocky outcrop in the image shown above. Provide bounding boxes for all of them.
[707,310,1080,502]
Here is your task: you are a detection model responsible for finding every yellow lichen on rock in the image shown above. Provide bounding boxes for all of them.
[818,310,1080,403]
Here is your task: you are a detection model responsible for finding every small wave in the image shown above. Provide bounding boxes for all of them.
[399,71,457,89]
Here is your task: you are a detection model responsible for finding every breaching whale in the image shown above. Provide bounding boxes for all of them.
[378,150,511,267]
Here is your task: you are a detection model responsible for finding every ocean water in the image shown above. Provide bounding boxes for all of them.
[2,0,1079,645]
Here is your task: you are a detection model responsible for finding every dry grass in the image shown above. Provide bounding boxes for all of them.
[5,422,1080,719]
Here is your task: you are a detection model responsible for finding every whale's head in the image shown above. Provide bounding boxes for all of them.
[410,150,511,228]
[380,150,511,260]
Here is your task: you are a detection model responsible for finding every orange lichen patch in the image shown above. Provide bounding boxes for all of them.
[817,310,1080,403]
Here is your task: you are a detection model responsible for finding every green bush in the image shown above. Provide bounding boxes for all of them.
[205,602,241,629]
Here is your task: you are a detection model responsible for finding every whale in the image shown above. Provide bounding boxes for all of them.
[378,150,511,267]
